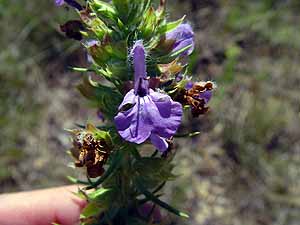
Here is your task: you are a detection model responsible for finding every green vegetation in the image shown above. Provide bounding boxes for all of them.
[170,0,300,224]
[0,0,79,191]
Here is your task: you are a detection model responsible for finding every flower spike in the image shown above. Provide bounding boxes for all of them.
[55,1,215,223]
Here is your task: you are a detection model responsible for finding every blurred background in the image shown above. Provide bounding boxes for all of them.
[0,0,299,225]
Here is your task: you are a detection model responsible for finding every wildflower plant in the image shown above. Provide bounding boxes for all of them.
[56,0,215,224]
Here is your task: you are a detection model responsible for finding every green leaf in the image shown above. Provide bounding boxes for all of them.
[156,0,167,21]
[157,16,186,34]
[139,7,157,38]
[158,43,194,63]
[81,202,103,217]
[95,67,113,80]
[133,158,176,188]
[88,188,111,199]
[127,0,151,26]
[90,0,117,22]
[77,76,122,119]
[80,10,111,39]
[169,44,193,58]
[67,176,90,185]
[84,188,121,219]
[103,41,127,60]
[69,66,116,84]
[112,0,129,22]
[69,67,94,73]
[136,179,189,218]
[87,125,113,148]
[175,131,201,138]
[152,182,166,194]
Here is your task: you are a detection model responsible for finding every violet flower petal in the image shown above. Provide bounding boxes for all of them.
[173,38,194,56]
[86,40,100,63]
[55,0,64,6]
[166,23,195,56]
[185,81,213,103]
[86,40,100,47]
[199,90,212,103]
[55,0,82,10]
[115,90,182,151]
[149,90,182,138]
[97,109,105,122]
[150,133,168,152]
[115,92,153,144]
[185,81,194,90]
[132,41,149,96]
[138,203,162,223]
[65,0,82,10]
[176,73,183,82]
[166,24,194,40]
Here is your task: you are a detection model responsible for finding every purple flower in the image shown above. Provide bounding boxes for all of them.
[114,41,183,152]
[85,40,100,63]
[97,109,105,122]
[175,73,184,82]
[138,203,162,223]
[199,90,212,103]
[185,81,194,90]
[86,40,100,47]
[166,23,195,56]
[55,0,82,10]
[55,0,64,6]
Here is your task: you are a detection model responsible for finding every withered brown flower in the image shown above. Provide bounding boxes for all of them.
[174,81,215,117]
[60,20,84,41]
[158,59,184,79]
[70,124,112,178]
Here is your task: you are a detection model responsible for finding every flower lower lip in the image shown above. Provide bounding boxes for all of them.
[114,90,182,152]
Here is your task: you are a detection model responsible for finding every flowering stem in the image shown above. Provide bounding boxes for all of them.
[55,0,214,222]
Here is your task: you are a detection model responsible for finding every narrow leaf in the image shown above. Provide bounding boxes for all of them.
[81,202,103,217]
[169,44,193,58]
[136,180,189,218]
[69,67,95,72]
[175,131,201,138]
[67,176,90,185]
[158,16,186,34]
[88,188,111,199]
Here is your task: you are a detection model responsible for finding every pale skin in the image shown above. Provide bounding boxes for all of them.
[0,186,87,225]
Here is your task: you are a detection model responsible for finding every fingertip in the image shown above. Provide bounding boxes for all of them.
[53,186,87,225]
[0,185,87,225]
